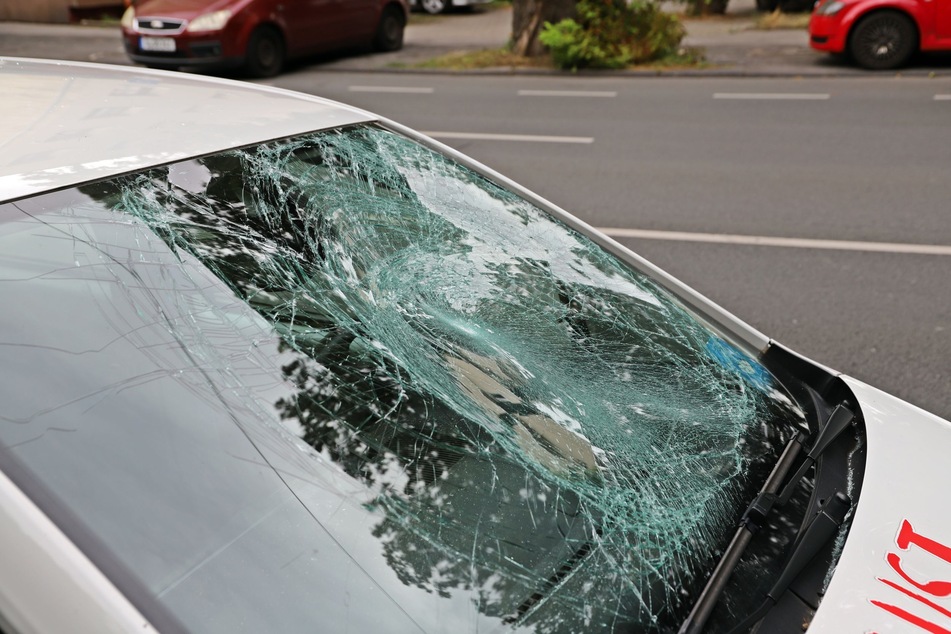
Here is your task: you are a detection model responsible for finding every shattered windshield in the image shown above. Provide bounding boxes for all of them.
[0,124,806,632]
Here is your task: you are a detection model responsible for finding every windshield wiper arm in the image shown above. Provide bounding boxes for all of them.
[725,492,851,634]
[678,405,856,634]
[678,430,805,634]
[776,405,855,506]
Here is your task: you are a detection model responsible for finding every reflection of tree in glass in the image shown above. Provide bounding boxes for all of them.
[271,337,653,631]
[80,124,807,632]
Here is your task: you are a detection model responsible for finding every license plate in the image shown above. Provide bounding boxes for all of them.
[140,37,176,53]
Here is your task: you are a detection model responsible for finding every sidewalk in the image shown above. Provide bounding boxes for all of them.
[313,0,867,76]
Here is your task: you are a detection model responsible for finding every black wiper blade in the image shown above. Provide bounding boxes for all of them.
[725,492,851,634]
[678,430,805,634]
[776,405,855,506]
[678,405,856,634]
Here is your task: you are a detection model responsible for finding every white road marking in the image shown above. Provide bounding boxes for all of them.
[518,89,618,98]
[598,228,951,256]
[934,95,951,101]
[713,93,831,100]
[348,85,434,94]
[422,131,594,144]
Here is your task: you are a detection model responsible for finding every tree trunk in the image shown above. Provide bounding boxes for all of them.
[704,0,729,14]
[688,0,729,14]
[511,0,578,57]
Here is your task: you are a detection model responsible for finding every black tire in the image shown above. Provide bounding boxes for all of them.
[755,0,779,11]
[419,0,447,14]
[373,6,406,52]
[848,11,917,70]
[245,26,285,78]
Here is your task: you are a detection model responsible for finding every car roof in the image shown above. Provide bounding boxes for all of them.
[0,58,377,202]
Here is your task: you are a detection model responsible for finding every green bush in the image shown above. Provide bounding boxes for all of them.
[539,0,685,70]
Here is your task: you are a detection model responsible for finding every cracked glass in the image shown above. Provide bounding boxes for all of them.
[0,123,807,632]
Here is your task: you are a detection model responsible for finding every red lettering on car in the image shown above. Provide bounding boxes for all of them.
[873,520,951,632]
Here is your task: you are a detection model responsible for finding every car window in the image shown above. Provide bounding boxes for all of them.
[0,124,807,632]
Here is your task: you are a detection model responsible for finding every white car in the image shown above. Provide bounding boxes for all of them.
[410,0,492,14]
[0,57,948,634]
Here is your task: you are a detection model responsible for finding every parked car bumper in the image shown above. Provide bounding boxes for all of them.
[121,29,245,68]
[809,13,849,53]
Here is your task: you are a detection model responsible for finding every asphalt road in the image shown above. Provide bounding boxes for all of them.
[259,71,951,419]
[2,16,949,418]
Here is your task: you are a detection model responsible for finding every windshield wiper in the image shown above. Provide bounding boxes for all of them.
[678,405,855,634]
[725,492,851,634]
[678,430,804,634]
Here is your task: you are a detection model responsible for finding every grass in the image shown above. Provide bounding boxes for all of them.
[399,48,551,70]
[78,16,121,26]
[755,9,811,29]
[397,46,708,71]
[648,47,709,69]
[406,13,446,25]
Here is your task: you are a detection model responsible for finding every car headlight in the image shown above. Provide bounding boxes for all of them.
[816,0,845,16]
[121,6,135,29]
[186,9,232,32]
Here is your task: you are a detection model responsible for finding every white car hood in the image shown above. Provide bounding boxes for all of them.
[0,58,376,202]
[810,376,951,633]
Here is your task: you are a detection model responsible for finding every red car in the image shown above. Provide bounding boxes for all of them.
[121,0,409,77]
[810,0,951,69]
